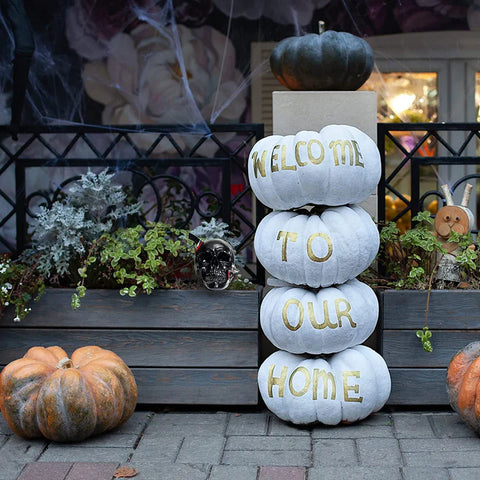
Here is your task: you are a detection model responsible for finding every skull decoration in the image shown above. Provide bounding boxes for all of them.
[194,239,237,290]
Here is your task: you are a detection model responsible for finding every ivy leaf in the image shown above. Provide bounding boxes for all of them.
[416,327,433,353]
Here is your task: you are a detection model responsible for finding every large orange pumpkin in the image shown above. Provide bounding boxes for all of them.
[447,342,480,433]
[0,345,137,442]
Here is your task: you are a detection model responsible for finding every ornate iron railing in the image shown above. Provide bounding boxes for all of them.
[377,123,480,233]
[0,123,265,282]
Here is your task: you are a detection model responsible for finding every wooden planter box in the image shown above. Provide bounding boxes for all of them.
[379,289,480,406]
[0,288,261,406]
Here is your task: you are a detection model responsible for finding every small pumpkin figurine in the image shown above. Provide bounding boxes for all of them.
[270,21,374,91]
[447,341,480,433]
[0,346,137,442]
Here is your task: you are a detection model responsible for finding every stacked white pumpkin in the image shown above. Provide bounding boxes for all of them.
[248,125,391,425]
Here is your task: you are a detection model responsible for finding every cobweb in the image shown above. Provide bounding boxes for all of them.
[0,0,476,250]
[0,0,473,134]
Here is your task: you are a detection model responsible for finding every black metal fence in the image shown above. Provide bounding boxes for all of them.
[0,123,265,282]
[377,122,480,233]
[3,121,480,285]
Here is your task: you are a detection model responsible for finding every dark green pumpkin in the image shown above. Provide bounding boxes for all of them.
[270,27,374,91]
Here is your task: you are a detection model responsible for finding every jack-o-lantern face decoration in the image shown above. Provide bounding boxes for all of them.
[195,239,236,290]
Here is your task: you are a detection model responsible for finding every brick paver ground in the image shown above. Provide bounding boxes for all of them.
[2,409,480,480]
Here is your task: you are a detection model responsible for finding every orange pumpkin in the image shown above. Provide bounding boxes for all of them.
[428,199,438,215]
[385,195,397,221]
[0,346,137,442]
[447,342,480,433]
[394,195,411,233]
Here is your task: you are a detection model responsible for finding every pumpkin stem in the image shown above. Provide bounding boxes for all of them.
[57,357,75,369]
[318,20,326,34]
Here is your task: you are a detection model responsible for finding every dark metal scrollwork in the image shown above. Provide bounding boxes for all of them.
[0,124,265,283]
[378,123,480,234]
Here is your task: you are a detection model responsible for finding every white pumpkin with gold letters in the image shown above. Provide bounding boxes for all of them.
[254,206,379,288]
[261,279,378,354]
[248,125,380,210]
[258,346,391,425]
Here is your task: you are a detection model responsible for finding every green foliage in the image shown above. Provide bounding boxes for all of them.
[377,210,479,289]
[227,274,255,290]
[191,217,243,265]
[73,222,196,309]
[378,211,446,289]
[3,167,253,322]
[416,327,433,353]
[0,255,45,321]
[191,218,240,247]
[24,169,142,279]
[372,209,480,353]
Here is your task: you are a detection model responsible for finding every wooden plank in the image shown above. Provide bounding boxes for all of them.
[383,330,480,368]
[387,368,449,405]
[132,368,258,405]
[382,330,480,367]
[380,290,480,329]
[0,329,258,368]
[1,289,260,329]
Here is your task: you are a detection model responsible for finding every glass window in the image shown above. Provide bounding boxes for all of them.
[361,72,438,123]
[361,72,439,228]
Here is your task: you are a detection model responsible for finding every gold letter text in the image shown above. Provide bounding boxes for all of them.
[295,141,308,166]
[334,298,356,328]
[268,364,288,398]
[343,371,363,403]
[307,233,333,263]
[313,369,337,400]
[282,299,304,331]
[277,231,298,262]
[289,367,311,397]
[252,150,267,178]
[307,139,325,165]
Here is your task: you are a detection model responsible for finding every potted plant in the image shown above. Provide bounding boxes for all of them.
[0,170,260,406]
[363,209,480,407]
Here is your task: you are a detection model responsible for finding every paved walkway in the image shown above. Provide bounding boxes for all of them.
[1,408,480,480]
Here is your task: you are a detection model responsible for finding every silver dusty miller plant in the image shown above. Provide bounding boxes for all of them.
[25,169,142,278]
[191,218,239,246]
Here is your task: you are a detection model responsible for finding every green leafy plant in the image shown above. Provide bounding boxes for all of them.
[72,222,196,309]
[416,326,433,353]
[0,255,45,321]
[2,170,255,322]
[367,210,480,352]
[377,211,446,289]
[23,169,142,281]
[191,217,241,248]
[376,210,479,290]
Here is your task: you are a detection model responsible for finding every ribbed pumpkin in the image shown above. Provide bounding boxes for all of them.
[247,125,380,210]
[261,279,378,354]
[447,342,480,433]
[258,346,391,425]
[0,346,137,442]
[254,206,379,288]
[270,24,374,91]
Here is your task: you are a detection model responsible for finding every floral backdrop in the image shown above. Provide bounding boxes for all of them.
[0,0,476,129]
[0,0,477,250]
